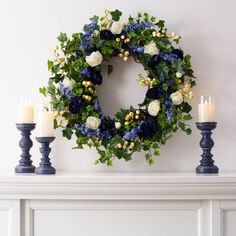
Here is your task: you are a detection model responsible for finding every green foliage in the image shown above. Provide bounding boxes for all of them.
[183,114,192,120]
[178,121,192,135]
[156,20,165,29]
[110,9,122,21]
[62,128,73,140]
[99,40,120,59]
[181,102,192,113]
[47,60,53,71]
[57,32,67,43]
[145,153,154,166]
[39,87,46,96]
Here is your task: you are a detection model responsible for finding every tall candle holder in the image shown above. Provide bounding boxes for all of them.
[196,122,218,174]
[35,137,56,175]
[197,95,218,174]
[15,123,36,173]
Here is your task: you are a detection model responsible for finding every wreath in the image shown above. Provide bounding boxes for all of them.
[40,9,196,166]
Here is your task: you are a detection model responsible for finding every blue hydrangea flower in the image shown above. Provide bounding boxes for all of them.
[167,80,173,87]
[164,100,173,108]
[75,124,100,138]
[163,98,173,120]
[99,130,112,139]
[159,76,165,82]
[129,46,144,53]
[160,53,178,63]
[122,126,142,141]
[84,19,97,36]
[123,21,153,33]
[81,19,97,52]
[58,82,74,100]
[141,22,153,28]
[75,123,112,140]
[81,35,92,52]
[93,97,103,118]
[81,68,92,77]
[166,108,172,120]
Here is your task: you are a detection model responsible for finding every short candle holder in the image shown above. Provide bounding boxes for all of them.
[35,137,56,175]
[196,122,219,174]
[15,123,36,173]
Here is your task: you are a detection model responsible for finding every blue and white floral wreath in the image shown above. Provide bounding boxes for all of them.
[41,9,196,166]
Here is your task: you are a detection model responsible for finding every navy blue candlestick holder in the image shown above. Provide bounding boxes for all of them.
[35,137,56,175]
[15,123,36,173]
[196,122,219,174]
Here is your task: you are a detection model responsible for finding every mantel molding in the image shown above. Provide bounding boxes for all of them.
[1,172,236,200]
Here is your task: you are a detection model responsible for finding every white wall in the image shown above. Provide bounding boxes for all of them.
[0,0,236,172]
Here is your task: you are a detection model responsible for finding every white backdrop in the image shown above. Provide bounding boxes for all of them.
[0,0,236,172]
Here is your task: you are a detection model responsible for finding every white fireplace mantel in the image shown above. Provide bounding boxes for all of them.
[1,172,236,199]
[1,172,236,236]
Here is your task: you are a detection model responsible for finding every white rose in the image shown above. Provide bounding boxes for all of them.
[62,77,75,89]
[86,116,101,130]
[170,91,183,105]
[115,121,121,129]
[144,41,159,56]
[85,51,103,67]
[148,100,160,116]
[110,21,123,34]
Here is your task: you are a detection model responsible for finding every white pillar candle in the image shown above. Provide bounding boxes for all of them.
[37,107,55,137]
[198,95,215,122]
[17,99,35,123]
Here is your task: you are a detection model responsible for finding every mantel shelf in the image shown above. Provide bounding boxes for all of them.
[1,171,236,200]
